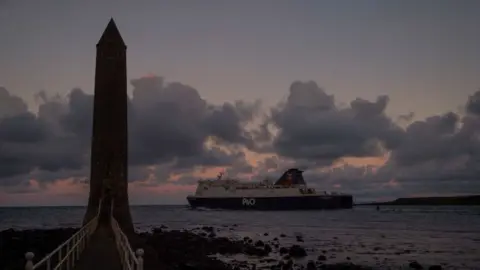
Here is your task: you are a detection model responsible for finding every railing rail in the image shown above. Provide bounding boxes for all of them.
[25,199,103,270]
[110,200,143,270]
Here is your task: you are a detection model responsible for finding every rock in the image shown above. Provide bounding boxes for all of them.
[178,262,201,269]
[429,266,442,270]
[280,259,293,270]
[244,245,269,257]
[288,245,307,258]
[254,240,264,247]
[280,234,286,237]
[321,262,371,269]
[317,255,327,261]
[264,233,269,236]
[0,227,384,270]
[202,226,215,233]
[152,228,163,233]
[307,260,316,270]
[140,227,270,268]
[409,261,423,269]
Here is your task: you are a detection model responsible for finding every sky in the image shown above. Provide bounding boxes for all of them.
[1,0,480,206]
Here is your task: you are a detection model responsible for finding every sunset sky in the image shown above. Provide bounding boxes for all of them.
[1,0,480,206]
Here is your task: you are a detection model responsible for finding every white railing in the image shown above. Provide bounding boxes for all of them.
[25,200,103,270]
[110,200,144,270]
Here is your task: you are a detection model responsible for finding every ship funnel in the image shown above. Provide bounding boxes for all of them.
[274,168,306,185]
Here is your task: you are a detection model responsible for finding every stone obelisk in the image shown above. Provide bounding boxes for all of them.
[83,18,133,234]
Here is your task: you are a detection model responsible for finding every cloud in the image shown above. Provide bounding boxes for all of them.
[373,99,480,194]
[0,76,257,189]
[297,90,480,199]
[1,78,480,203]
[0,88,88,181]
[264,81,404,166]
[0,87,28,117]
[128,77,259,167]
[242,82,480,200]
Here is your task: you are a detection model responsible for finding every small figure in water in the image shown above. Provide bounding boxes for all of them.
[376,205,380,211]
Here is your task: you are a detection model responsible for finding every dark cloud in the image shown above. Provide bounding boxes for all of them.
[265,81,404,165]
[0,88,89,180]
[465,90,480,115]
[0,87,28,117]
[291,91,480,198]
[372,103,480,194]
[0,76,257,186]
[128,76,258,167]
[248,84,480,199]
[390,112,462,167]
[1,78,480,200]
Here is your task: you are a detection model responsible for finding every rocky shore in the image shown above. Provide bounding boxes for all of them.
[1,226,445,270]
[0,228,79,270]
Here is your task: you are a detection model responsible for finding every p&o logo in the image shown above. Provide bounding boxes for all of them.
[242,197,256,206]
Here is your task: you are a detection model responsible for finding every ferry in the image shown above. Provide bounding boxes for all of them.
[186,168,353,210]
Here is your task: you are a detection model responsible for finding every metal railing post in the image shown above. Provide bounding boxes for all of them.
[136,249,144,270]
[25,252,34,270]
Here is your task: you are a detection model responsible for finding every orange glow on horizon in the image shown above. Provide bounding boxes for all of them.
[141,73,158,79]
[336,155,388,168]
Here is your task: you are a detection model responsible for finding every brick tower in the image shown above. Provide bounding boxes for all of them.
[83,18,133,234]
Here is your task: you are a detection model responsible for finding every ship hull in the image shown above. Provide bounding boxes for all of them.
[187,195,353,210]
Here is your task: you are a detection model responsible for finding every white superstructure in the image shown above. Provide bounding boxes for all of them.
[192,172,343,198]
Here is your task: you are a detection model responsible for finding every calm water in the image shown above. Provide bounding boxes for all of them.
[1,205,479,269]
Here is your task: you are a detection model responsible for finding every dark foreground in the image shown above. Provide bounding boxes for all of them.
[1,226,445,270]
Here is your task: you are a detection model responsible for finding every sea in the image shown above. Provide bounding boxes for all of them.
[1,205,479,270]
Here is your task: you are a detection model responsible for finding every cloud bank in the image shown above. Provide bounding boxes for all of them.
[1,77,479,204]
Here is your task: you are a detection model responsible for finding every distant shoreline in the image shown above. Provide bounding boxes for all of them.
[356,195,480,206]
